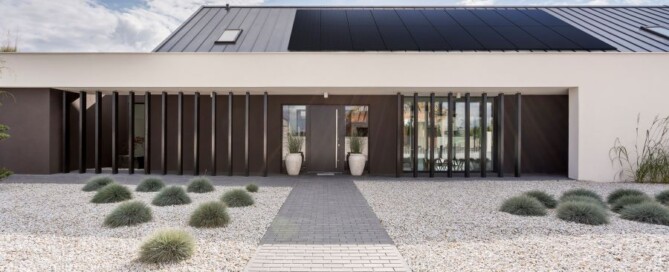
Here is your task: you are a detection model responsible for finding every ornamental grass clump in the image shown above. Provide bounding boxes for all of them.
[152,186,191,206]
[136,178,165,192]
[524,190,558,209]
[189,202,230,228]
[104,201,152,228]
[221,189,254,207]
[91,183,132,203]
[560,195,607,209]
[186,177,215,193]
[82,176,114,192]
[656,190,669,205]
[246,183,259,193]
[611,194,652,213]
[139,229,195,263]
[610,115,669,183]
[556,201,609,225]
[560,189,604,205]
[499,195,547,216]
[607,189,647,204]
[619,202,669,226]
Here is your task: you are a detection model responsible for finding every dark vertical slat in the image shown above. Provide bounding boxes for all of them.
[112,92,118,174]
[464,93,471,178]
[412,93,418,178]
[177,92,184,175]
[498,93,505,178]
[161,92,167,175]
[396,93,402,178]
[245,92,250,177]
[144,92,151,174]
[95,91,102,174]
[263,92,268,177]
[228,92,233,176]
[194,92,200,175]
[62,92,69,173]
[447,93,454,178]
[128,92,135,174]
[481,93,488,178]
[515,93,522,178]
[211,92,217,176]
[79,91,86,174]
[429,92,435,178]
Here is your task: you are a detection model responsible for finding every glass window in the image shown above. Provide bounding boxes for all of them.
[282,106,306,162]
[217,29,242,43]
[345,106,369,157]
[434,98,449,172]
[402,99,414,171]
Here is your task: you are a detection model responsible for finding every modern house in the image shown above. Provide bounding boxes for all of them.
[0,5,668,182]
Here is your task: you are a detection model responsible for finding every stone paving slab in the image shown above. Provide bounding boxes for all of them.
[245,244,410,272]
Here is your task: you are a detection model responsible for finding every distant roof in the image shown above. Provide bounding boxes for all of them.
[154,6,669,53]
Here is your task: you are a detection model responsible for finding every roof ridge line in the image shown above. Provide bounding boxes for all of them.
[201,5,669,9]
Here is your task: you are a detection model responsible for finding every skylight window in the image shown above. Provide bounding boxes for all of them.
[217,29,242,43]
[641,26,669,39]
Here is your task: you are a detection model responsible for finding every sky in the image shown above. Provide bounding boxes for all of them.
[0,0,665,52]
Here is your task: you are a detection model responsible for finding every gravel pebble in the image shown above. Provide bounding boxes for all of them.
[0,183,291,271]
[356,179,669,272]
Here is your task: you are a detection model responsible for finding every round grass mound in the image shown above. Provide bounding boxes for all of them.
[560,188,604,204]
[620,202,669,226]
[611,194,652,213]
[189,201,230,228]
[246,183,259,193]
[91,183,132,203]
[136,178,165,192]
[82,176,114,192]
[524,190,557,209]
[499,195,547,216]
[104,201,152,228]
[152,186,192,206]
[560,195,607,209]
[656,190,669,205]
[556,201,609,225]
[186,177,215,193]
[221,189,254,207]
[139,229,195,263]
[607,189,647,205]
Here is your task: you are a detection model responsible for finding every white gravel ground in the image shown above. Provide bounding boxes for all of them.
[0,183,291,271]
[356,179,669,272]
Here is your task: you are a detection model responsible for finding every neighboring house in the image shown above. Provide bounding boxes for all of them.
[0,5,668,182]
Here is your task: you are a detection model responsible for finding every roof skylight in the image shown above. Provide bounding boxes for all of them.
[217,29,242,43]
[641,26,669,39]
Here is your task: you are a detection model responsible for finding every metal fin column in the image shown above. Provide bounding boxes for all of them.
[144,92,151,174]
[112,91,119,174]
[515,93,522,178]
[464,93,471,178]
[498,93,505,178]
[177,92,183,175]
[194,92,200,175]
[211,92,217,176]
[447,93,454,178]
[481,93,488,178]
[94,91,102,174]
[128,91,135,174]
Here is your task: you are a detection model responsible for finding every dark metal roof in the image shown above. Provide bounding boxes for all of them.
[154,6,669,53]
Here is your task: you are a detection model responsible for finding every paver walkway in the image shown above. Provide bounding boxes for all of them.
[246,178,409,272]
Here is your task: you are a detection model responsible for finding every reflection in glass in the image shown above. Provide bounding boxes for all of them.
[282,106,306,162]
[434,98,449,172]
[416,98,430,172]
[402,99,413,171]
[345,106,369,157]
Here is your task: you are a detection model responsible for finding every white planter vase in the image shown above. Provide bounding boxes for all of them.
[285,153,302,176]
[348,154,366,176]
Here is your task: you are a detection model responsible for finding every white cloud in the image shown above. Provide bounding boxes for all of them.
[0,0,263,52]
[459,0,495,5]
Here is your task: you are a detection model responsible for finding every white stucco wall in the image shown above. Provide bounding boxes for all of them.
[1,52,668,182]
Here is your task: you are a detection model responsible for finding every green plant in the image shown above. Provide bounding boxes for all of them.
[287,133,304,153]
[349,133,365,154]
[246,183,259,193]
[82,176,114,192]
[606,189,647,204]
[221,189,254,207]
[620,202,669,226]
[136,178,165,192]
[610,115,669,183]
[611,194,652,213]
[499,195,547,216]
[560,188,604,204]
[139,229,195,263]
[560,195,607,209]
[656,190,669,205]
[91,183,132,203]
[189,201,230,228]
[556,201,609,225]
[104,201,152,228]
[152,186,191,206]
[186,177,215,193]
[0,123,8,141]
[524,190,558,208]
[0,168,11,180]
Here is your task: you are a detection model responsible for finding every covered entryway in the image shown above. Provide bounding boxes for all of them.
[306,105,345,173]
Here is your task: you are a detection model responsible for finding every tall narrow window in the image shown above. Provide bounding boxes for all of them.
[402,99,414,171]
[434,98,450,172]
[282,105,307,163]
[345,106,369,157]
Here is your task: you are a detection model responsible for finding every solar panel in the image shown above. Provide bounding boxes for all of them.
[493,26,548,50]
[474,10,515,26]
[445,10,487,26]
[320,10,352,51]
[422,10,483,50]
[552,25,617,50]
[464,26,516,50]
[346,10,386,51]
[288,10,320,51]
[496,10,542,26]
[522,26,581,50]
[398,10,450,51]
[521,10,570,27]
[372,10,419,51]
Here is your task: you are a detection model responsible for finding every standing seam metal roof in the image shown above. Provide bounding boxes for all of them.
[154,6,669,53]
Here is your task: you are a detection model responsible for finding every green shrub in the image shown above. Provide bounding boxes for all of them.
[656,190,669,205]
[186,177,215,193]
[556,201,609,225]
[560,188,604,204]
[221,189,254,207]
[524,190,557,208]
[136,178,165,192]
[499,195,547,216]
[561,195,607,209]
[139,229,195,263]
[152,186,191,206]
[246,183,259,193]
[91,183,132,203]
[607,189,647,204]
[189,202,230,228]
[0,167,12,180]
[620,202,669,226]
[611,194,652,213]
[104,201,152,228]
[82,176,114,192]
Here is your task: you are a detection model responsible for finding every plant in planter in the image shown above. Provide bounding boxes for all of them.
[348,133,366,176]
[285,133,304,176]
